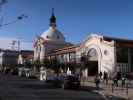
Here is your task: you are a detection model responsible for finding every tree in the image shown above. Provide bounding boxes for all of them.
[18,63,23,67]
[33,60,41,72]
[50,58,60,74]
[24,60,32,68]
[42,58,51,69]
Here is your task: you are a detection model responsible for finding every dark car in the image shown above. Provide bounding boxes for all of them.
[45,76,63,88]
[62,75,80,89]
[126,73,133,80]
[11,68,18,75]
[4,68,11,74]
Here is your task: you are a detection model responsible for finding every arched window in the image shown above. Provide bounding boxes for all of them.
[87,48,98,61]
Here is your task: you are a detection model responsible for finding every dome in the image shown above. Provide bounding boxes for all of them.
[40,27,65,42]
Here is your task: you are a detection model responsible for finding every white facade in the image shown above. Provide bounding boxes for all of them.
[34,10,71,61]
[76,34,115,75]
[34,9,133,76]
[33,9,116,75]
[41,27,65,42]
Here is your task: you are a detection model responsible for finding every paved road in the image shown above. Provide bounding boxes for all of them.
[0,74,126,100]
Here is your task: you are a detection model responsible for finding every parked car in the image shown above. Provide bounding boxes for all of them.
[11,68,19,75]
[45,75,63,88]
[126,73,133,80]
[4,67,11,74]
[62,75,80,89]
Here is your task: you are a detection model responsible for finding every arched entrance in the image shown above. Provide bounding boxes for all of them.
[87,48,98,76]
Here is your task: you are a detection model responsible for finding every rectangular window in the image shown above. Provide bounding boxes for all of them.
[116,47,128,63]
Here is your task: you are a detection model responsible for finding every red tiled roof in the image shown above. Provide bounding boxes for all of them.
[54,44,79,52]
[46,44,80,56]
[22,54,33,59]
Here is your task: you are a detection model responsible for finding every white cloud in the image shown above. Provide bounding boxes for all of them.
[0,37,33,50]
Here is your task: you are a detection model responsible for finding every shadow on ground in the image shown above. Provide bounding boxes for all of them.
[106,95,127,100]
[79,86,103,92]
[78,86,127,100]
[19,83,61,89]
[18,83,128,100]
[19,83,103,91]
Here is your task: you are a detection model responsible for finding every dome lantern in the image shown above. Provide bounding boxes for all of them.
[49,8,56,28]
[40,8,65,43]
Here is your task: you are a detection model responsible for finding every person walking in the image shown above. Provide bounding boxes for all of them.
[99,71,102,79]
[94,75,100,89]
[113,78,118,87]
[103,71,108,85]
[121,76,126,88]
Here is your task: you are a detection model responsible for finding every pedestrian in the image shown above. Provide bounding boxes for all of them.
[113,78,118,87]
[106,72,108,85]
[121,76,126,88]
[116,72,121,80]
[103,71,108,85]
[94,75,100,89]
[99,71,102,79]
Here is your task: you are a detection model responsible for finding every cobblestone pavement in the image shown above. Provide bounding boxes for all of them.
[81,77,133,100]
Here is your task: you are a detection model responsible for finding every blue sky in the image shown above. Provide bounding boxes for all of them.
[0,0,133,50]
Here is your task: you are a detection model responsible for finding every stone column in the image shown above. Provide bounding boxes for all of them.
[40,44,45,61]
[36,46,40,60]
[34,47,37,60]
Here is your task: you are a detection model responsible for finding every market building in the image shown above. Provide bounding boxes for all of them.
[33,9,133,77]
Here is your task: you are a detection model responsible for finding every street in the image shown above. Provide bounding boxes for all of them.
[0,74,126,100]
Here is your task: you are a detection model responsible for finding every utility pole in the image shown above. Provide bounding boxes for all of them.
[18,40,20,52]
[10,38,21,51]
[10,40,17,50]
[17,35,22,52]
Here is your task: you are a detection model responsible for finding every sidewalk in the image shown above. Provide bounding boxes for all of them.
[81,77,133,100]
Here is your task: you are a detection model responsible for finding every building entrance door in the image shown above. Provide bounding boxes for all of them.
[87,48,98,76]
[87,61,98,76]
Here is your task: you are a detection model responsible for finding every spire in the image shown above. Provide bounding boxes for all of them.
[52,8,54,16]
[49,8,56,27]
